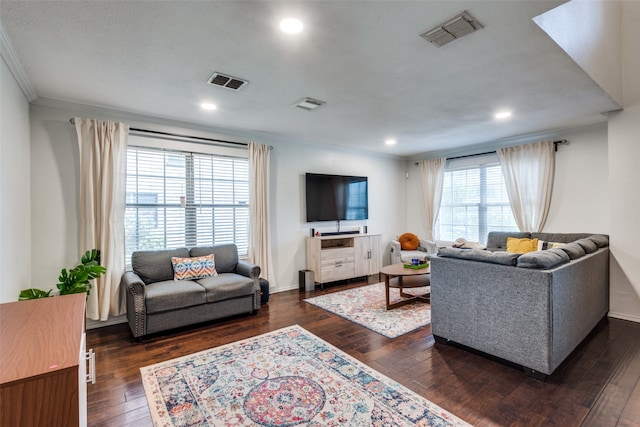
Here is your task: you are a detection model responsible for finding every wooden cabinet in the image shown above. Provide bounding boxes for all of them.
[0,294,91,427]
[306,234,381,284]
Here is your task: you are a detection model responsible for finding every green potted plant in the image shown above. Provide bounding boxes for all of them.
[19,249,106,300]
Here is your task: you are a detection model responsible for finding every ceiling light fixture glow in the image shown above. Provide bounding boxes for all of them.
[200,102,217,111]
[495,111,512,119]
[385,139,397,146]
[280,18,303,34]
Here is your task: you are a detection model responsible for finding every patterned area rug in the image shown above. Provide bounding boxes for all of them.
[141,325,470,426]
[304,282,431,338]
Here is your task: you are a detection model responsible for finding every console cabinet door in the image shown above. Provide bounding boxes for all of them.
[354,235,381,276]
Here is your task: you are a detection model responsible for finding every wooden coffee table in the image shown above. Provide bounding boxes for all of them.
[380,263,431,310]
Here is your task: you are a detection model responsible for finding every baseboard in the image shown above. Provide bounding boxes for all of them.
[87,314,127,330]
[272,284,299,293]
[608,312,640,323]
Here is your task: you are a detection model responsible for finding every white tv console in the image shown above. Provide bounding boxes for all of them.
[306,233,381,285]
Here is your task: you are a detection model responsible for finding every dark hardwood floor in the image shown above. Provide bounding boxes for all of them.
[87,280,640,426]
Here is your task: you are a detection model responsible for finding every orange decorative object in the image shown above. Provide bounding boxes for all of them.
[398,232,420,250]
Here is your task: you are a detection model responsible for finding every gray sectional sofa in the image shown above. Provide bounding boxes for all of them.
[123,243,261,340]
[430,232,609,379]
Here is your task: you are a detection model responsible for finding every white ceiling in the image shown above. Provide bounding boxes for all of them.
[0,0,620,157]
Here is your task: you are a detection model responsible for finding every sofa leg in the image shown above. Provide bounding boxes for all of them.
[524,367,548,382]
[432,335,449,345]
[136,336,143,344]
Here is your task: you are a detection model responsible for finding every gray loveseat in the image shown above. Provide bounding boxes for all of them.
[123,243,261,340]
[430,232,609,378]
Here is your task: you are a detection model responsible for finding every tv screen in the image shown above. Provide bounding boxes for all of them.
[305,173,368,222]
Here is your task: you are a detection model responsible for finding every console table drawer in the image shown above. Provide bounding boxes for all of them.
[321,261,355,282]
[320,247,354,263]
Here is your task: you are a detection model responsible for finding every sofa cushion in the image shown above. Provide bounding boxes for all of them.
[574,238,598,254]
[190,244,239,274]
[132,247,190,284]
[506,237,539,254]
[486,232,531,251]
[398,232,420,250]
[559,242,586,260]
[437,247,521,266]
[516,248,571,269]
[171,254,218,281]
[537,240,566,250]
[588,234,609,248]
[531,232,593,244]
[197,273,254,303]
[144,280,207,313]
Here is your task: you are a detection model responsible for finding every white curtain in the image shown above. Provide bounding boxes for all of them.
[418,158,446,241]
[248,143,275,286]
[497,140,555,232]
[75,118,128,320]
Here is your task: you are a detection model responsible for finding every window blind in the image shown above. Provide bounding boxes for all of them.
[438,156,517,244]
[125,146,249,265]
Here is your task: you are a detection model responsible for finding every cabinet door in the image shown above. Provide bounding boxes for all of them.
[354,235,381,276]
[367,235,382,275]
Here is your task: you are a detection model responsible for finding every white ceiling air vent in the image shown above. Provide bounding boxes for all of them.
[294,97,326,111]
[207,72,248,91]
[420,11,483,47]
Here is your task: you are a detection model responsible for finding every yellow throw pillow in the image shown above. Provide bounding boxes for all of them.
[506,237,539,254]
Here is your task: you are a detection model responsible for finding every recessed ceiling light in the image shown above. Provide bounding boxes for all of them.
[200,102,217,111]
[385,139,397,146]
[495,111,512,119]
[280,18,303,34]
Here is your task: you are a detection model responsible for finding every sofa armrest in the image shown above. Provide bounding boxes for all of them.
[236,260,261,280]
[390,240,401,264]
[418,239,437,254]
[123,271,146,339]
[236,260,262,310]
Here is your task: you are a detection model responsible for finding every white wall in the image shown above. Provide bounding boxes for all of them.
[29,104,80,290]
[262,134,407,291]
[28,102,407,306]
[404,122,610,242]
[543,124,609,233]
[0,57,31,303]
[608,0,640,322]
[533,0,623,107]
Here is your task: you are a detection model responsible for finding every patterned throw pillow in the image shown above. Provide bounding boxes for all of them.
[171,254,218,281]
[506,237,539,254]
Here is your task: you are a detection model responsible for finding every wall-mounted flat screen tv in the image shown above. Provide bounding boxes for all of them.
[305,173,368,222]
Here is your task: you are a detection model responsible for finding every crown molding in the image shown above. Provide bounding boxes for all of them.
[32,97,405,160]
[0,23,37,102]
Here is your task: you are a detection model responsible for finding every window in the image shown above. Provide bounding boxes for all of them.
[125,146,249,264]
[437,157,518,244]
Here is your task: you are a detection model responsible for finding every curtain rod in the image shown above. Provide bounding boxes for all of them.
[69,118,249,147]
[414,139,568,165]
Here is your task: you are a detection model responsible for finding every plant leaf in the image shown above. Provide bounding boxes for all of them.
[56,249,105,296]
[19,288,52,300]
[81,249,101,265]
